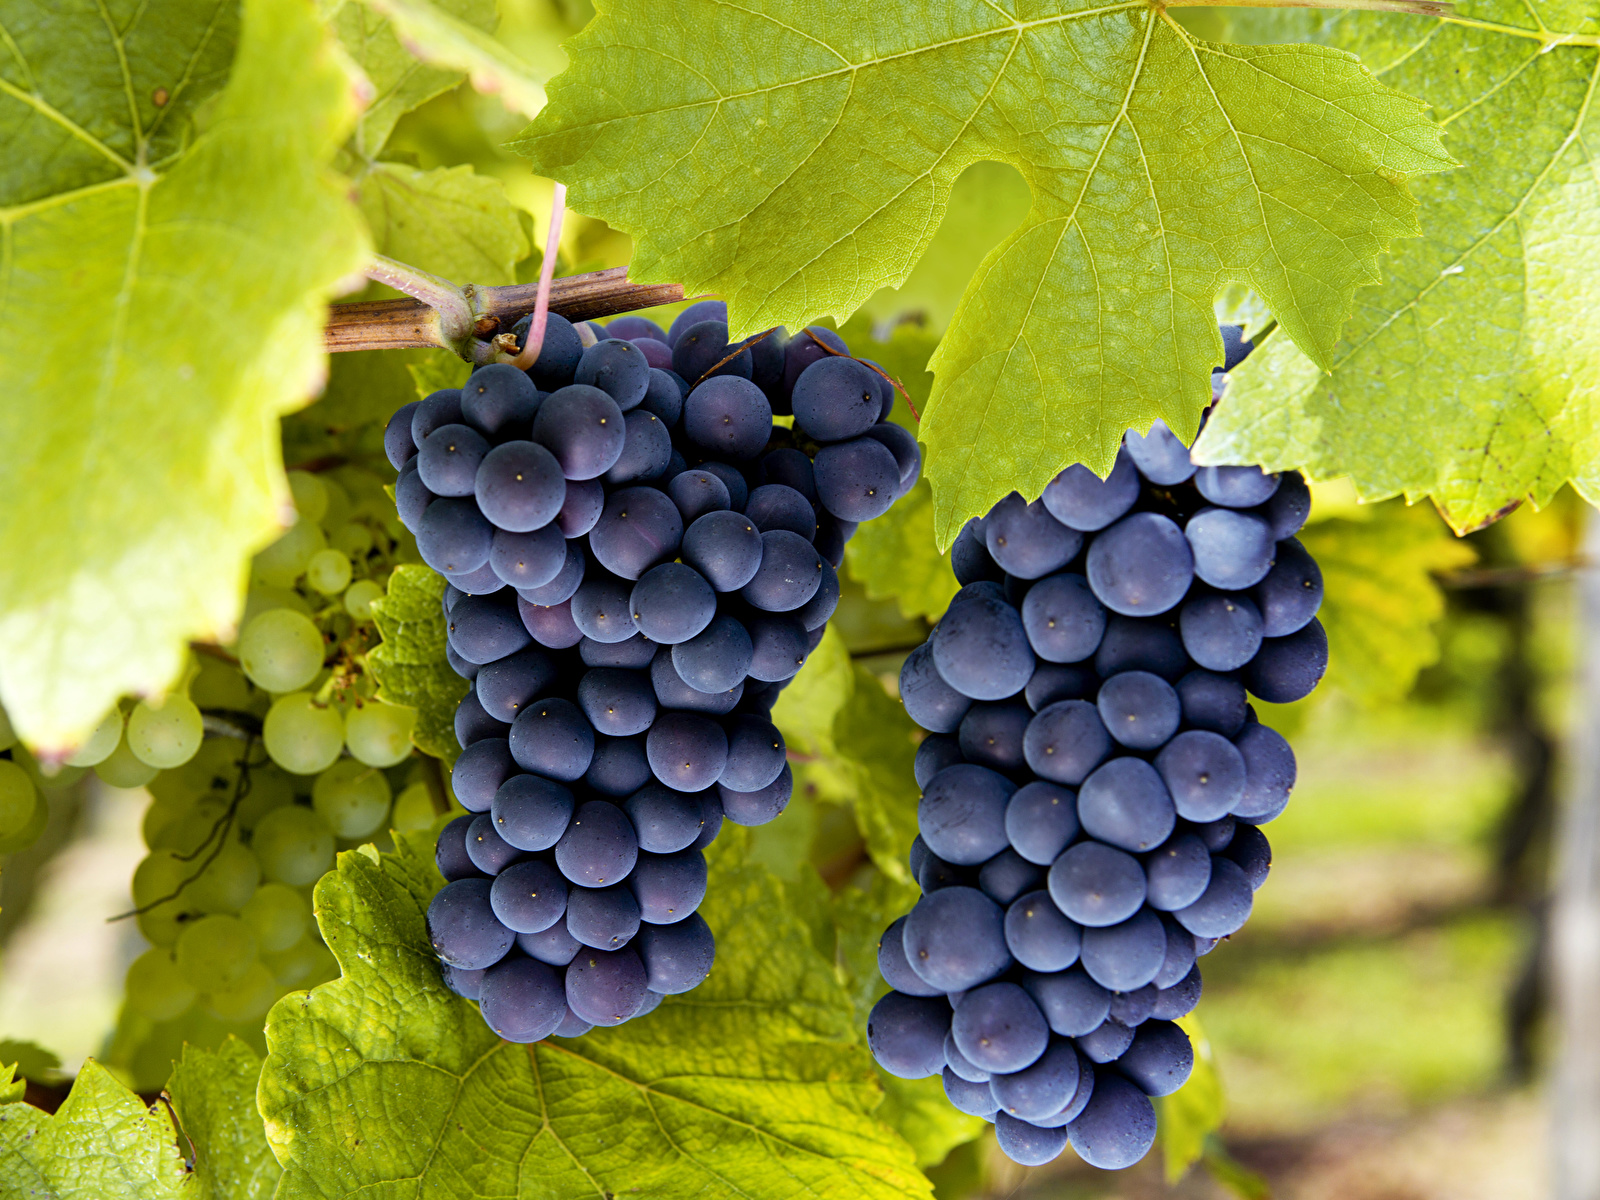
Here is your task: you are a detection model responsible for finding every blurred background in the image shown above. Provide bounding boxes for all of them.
[0,2,1588,1196]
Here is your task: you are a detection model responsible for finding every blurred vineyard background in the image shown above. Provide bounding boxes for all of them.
[0,2,1580,1196]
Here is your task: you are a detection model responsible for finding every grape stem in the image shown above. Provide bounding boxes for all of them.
[509,183,566,370]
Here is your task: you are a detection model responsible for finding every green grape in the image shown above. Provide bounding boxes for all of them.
[0,764,43,855]
[96,734,160,788]
[189,654,255,711]
[311,759,391,838]
[305,548,353,596]
[262,693,343,775]
[241,881,309,952]
[320,477,353,529]
[150,799,227,854]
[127,695,204,769]
[174,913,258,992]
[0,703,15,751]
[203,961,279,1024]
[237,585,313,634]
[125,948,197,1021]
[131,851,204,946]
[235,765,296,833]
[239,608,325,694]
[342,579,384,620]
[330,521,373,559]
[13,746,87,792]
[390,782,437,834]
[251,803,334,886]
[344,701,415,769]
[0,759,38,840]
[253,518,328,589]
[188,839,262,913]
[287,470,329,524]
[63,707,123,768]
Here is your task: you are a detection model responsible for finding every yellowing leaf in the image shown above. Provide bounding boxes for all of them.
[0,0,370,751]
[367,565,467,763]
[514,0,1455,546]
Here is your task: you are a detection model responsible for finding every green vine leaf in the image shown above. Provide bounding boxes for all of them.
[1194,2,1600,533]
[257,833,934,1200]
[513,0,1456,546]
[367,564,468,764]
[168,1039,282,1200]
[355,161,530,294]
[0,0,370,751]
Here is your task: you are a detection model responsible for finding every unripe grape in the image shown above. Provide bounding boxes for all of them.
[149,800,226,855]
[239,609,325,694]
[344,701,415,768]
[319,476,353,527]
[0,704,15,751]
[252,804,335,886]
[175,913,258,991]
[237,585,313,633]
[306,548,353,596]
[12,746,86,792]
[189,655,254,711]
[241,881,310,953]
[203,961,278,1023]
[63,707,123,767]
[312,759,392,839]
[262,693,343,775]
[236,767,296,834]
[127,695,204,768]
[330,522,373,559]
[188,839,262,913]
[287,470,329,523]
[95,734,159,788]
[0,760,38,839]
[390,782,436,833]
[253,519,328,588]
[343,579,384,620]
[125,948,197,1020]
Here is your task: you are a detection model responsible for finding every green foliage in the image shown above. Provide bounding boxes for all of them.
[1195,2,1600,534]
[258,833,937,1200]
[367,566,467,763]
[1157,1016,1224,1181]
[514,0,1454,545]
[0,1042,63,1087]
[0,0,369,751]
[167,1040,282,1200]
[353,161,530,294]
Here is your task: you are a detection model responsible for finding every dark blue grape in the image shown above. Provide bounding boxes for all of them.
[1174,857,1253,937]
[478,956,566,1043]
[1153,913,1198,989]
[646,712,728,792]
[918,763,1014,865]
[580,634,657,669]
[1034,1053,1096,1126]
[508,697,595,782]
[741,530,823,612]
[411,388,464,445]
[722,715,785,792]
[745,484,816,540]
[796,557,841,631]
[462,364,540,439]
[1005,781,1080,866]
[489,524,567,590]
[451,737,515,813]
[1260,470,1307,533]
[792,356,882,442]
[576,338,651,411]
[931,595,1034,702]
[994,1112,1069,1165]
[900,642,973,733]
[1023,966,1111,1037]
[914,734,963,789]
[1225,823,1271,889]
[952,982,1050,1074]
[454,690,508,749]
[1195,464,1279,508]
[1041,451,1140,532]
[814,436,900,521]
[781,326,848,394]
[577,667,657,737]
[566,883,642,950]
[637,367,685,427]
[1232,722,1296,823]
[653,645,745,712]
[943,1068,1000,1118]
[958,702,1031,773]
[554,477,605,538]
[474,647,556,724]
[1096,672,1180,751]
[863,421,921,486]
[689,790,723,852]
[492,773,575,852]
[814,514,853,569]
[636,912,715,994]
[1093,615,1187,680]
[394,460,433,532]
[586,735,652,798]
[918,852,977,894]
[945,1031,991,1083]
[980,848,1045,905]
[1022,700,1111,785]
[1049,842,1146,927]
[879,916,943,997]
[629,848,707,923]
[743,326,788,398]
[868,991,950,1079]
[671,616,755,695]
[1245,618,1328,703]
[488,859,568,934]
[517,597,583,650]
[417,497,494,575]
[1080,907,1167,991]
[553,800,639,889]
[623,784,705,854]
[1155,730,1246,822]
[668,469,730,523]
[426,878,513,970]
[983,493,1082,579]
[666,301,727,346]
[630,563,716,644]
[448,594,531,665]
[603,409,673,484]
[683,375,771,459]
[435,815,484,883]
[903,886,1009,991]
[589,485,684,580]
[1142,833,1212,911]
[1122,419,1195,485]
[1117,1020,1193,1096]
[518,543,585,607]
[608,315,667,342]
[673,320,752,383]
[691,461,745,510]
[1077,758,1176,852]
[681,510,764,593]
[1020,573,1105,664]
[1066,1069,1157,1169]
[1176,670,1248,737]
[1108,983,1157,1026]
[517,915,581,966]
[531,384,626,480]
[1254,537,1322,637]
[1194,814,1237,852]
[1179,591,1264,671]
[466,813,525,874]
[1025,663,1096,711]
[512,312,582,391]
[441,963,485,1000]
[1150,963,1202,1020]
[566,946,649,1026]
[445,562,506,596]
[1186,507,1276,590]
[952,519,1003,586]
[718,762,792,826]
[474,439,566,534]
[1005,890,1081,972]
[992,1038,1081,1121]
[386,400,420,469]
[1086,513,1194,617]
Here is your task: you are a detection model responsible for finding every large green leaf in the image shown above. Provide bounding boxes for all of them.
[367,564,467,764]
[513,0,1454,545]
[1195,1,1600,533]
[167,1039,281,1200]
[0,0,369,751]
[258,833,933,1200]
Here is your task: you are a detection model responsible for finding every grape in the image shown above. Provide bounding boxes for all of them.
[516,599,582,650]
[636,912,715,993]
[1194,464,1279,507]
[717,763,792,826]
[126,947,198,1020]
[1077,758,1175,852]
[517,916,582,966]
[1118,1021,1195,1098]
[305,548,353,596]
[252,803,335,886]
[1193,815,1237,853]
[489,525,567,592]
[867,991,949,1079]
[62,707,124,768]
[1245,618,1329,703]
[913,735,962,790]
[443,563,504,597]
[902,887,1009,991]
[646,712,728,792]
[1155,730,1246,823]
[566,947,650,1026]
[583,736,652,799]
[679,511,763,595]
[461,362,540,437]
[639,368,686,425]
[1086,513,1193,616]
[1179,591,1264,671]
[340,700,415,770]
[1151,964,1203,1021]
[899,642,971,733]
[532,385,626,480]
[1005,781,1079,865]
[757,447,817,500]
[411,389,465,446]
[629,848,707,923]
[863,421,920,486]
[1095,672,1179,752]
[576,338,652,410]
[992,1038,1081,1121]
[1022,967,1111,1039]
[609,315,668,342]
[1048,842,1145,927]
[479,956,567,1043]
[1233,722,1296,823]
[175,913,258,991]
[1109,984,1157,1026]
[984,494,1082,579]
[1022,700,1111,785]
[418,423,490,498]
[518,549,585,612]
[672,319,752,383]
[877,916,943,997]
[697,461,749,510]
[682,375,771,460]
[918,763,1014,865]
[1225,823,1272,889]
[467,812,528,875]
[241,882,309,953]
[791,356,882,442]
[123,694,203,769]
[576,667,657,738]
[745,483,816,541]
[1142,834,1212,911]
[570,574,639,645]
[1005,890,1081,972]
[253,518,327,588]
[1080,907,1167,991]
[952,982,1049,1074]
[451,738,515,813]
[435,815,483,882]
[1254,537,1322,637]
[1186,507,1276,591]
[721,715,785,792]
[488,858,569,935]
[590,486,684,580]
[814,437,899,521]
[795,559,840,632]
[669,616,755,695]
[1025,664,1095,712]
[0,760,38,844]
[454,689,508,747]
[186,839,262,915]
[628,563,715,645]
[942,1067,1000,1117]
[604,409,673,484]
[742,615,804,683]
[489,773,574,853]
[1079,1022,1135,1065]
[930,594,1034,702]
[263,694,344,775]
[427,877,514,970]
[958,702,1030,773]
[508,697,595,782]
[1122,419,1195,485]
[416,497,494,575]
[917,853,975,894]
[449,595,533,665]
[653,646,744,712]
[474,440,566,533]
[312,759,392,838]
[1175,670,1248,737]
[950,520,1002,586]
[385,400,420,469]
[1266,474,1311,538]
[944,1032,991,1083]
[554,478,605,538]
[667,469,731,523]
[205,961,279,1023]
[1174,857,1253,937]
[1092,615,1186,680]
[580,634,657,669]
[1020,573,1105,663]
[1067,1070,1157,1170]
[567,883,643,949]
[554,800,639,887]
[1041,452,1140,531]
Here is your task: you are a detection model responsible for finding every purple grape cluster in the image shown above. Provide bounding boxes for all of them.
[385,301,919,1042]
[869,407,1325,1168]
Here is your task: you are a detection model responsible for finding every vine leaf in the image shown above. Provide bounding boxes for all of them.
[1194,1,1600,533]
[367,565,468,764]
[513,0,1456,546]
[0,0,370,751]
[257,833,934,1200]
[167,1039,282,1200]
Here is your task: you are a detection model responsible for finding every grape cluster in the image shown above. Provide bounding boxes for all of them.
[393,302,920,1041]
[869,410,1325,1168]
